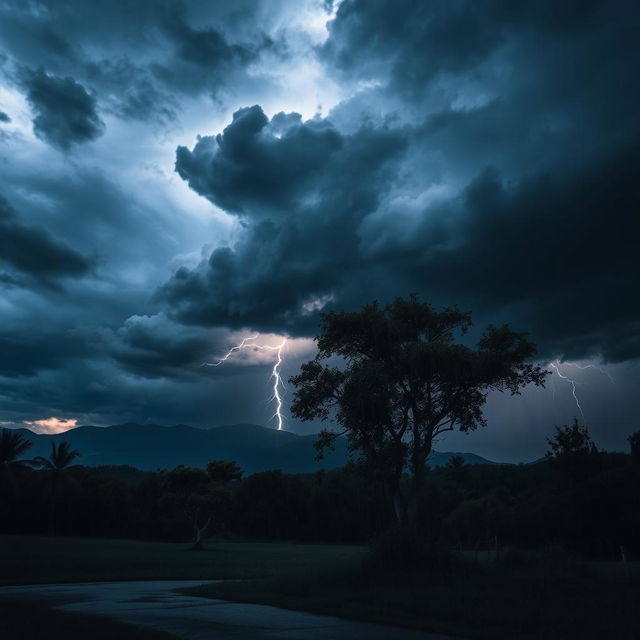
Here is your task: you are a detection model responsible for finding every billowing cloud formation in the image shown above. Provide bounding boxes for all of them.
[0,0,639,460]
[0,0,285,126]
[162,105,406,331]
[161,0,640,365]
[175,106,344,214]
[323,0,502,93]
[107,313,219,380]
[21,68,105,150]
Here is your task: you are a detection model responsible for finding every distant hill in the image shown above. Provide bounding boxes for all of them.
[14,423,497,474]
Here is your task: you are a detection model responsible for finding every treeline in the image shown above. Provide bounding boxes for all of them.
[1,426,639,559]
[0,459,392,544]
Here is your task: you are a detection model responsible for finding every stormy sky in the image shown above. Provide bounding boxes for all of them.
[0,0,638,462]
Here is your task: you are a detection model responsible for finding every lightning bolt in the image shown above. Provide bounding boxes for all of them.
[202,334,258,366]
[563,362,615,384]
[549,361,585,420]
[547,360,614,422]
[255,339,287,431]
[203,335,288,430]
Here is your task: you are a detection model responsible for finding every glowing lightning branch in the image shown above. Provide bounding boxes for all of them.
[202,334,258,366]
[203,336,288,430]
[549,361,585,421]
[563,362,615,384]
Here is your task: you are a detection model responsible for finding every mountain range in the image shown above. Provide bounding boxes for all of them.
[14,423,496,475]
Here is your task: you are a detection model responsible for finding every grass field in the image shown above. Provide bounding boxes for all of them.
[0,535,363,585]
[187,550,640,640]
[1,535,638,640]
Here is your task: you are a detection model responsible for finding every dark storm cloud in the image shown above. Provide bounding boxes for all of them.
[0,111,10,123]
[162,105,406,331]
[0,0,638,457]
[0,0,280,125]
[323,0,503,93]
[0,196,91,286]
[107,314,218,380]
[175,105,343,213]
[149,4,266,98]
[0,328,92,378]
[361,143,640,363]
[161,0,640,365]
[83,58,178,126]
[21,68,105,150]
[323,0,609,96]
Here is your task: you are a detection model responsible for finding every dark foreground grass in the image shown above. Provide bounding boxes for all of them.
[2,536,638,639]
[187,553,640,640]
[0,535,363,585]
[0,599,178,640]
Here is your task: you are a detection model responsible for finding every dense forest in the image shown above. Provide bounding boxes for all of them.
[1,424,638,560]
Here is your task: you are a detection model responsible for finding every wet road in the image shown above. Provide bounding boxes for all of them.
[0,580,458,639]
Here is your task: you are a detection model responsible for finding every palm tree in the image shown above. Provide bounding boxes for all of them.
[31,441,80,536]
[0,428,33,496]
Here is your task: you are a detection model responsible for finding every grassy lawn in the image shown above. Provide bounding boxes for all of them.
[0,599,178,640]
[0,535,363,585]
[2,535,638,639]
[187,553,640,640]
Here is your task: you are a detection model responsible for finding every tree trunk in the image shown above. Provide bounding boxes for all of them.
[407,436,431,524]
[193,526,204,550]
[192,515,211,551]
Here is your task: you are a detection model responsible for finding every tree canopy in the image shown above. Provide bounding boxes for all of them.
[290,296,548,519]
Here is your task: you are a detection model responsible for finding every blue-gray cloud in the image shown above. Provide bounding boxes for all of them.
[0,0,638,460]
[21,68,105,150]
[0,196,91,286]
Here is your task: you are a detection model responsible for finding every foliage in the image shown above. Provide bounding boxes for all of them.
[161,465,232,549]
[0,429,33,501]
[30,441,80,474]
[29,440,80,535]
[546,418,600,482]
[206,460,243,484]
[0,429,33,467]
[290,295,547,520]
[0,446,638,559]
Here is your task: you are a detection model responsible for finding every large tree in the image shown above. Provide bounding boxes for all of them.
[162,465,231,549]
[290,296,548,522]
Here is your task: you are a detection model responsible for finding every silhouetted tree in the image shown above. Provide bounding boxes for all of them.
[445,455,466,472]
[546,418,599,482]
[444,455,469,491]
[290,295,547,523]
[206,460,243,484]
[30,441,80,535]
[0,429,32,496]
[628,431,640,467]
[163,465,230,549]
